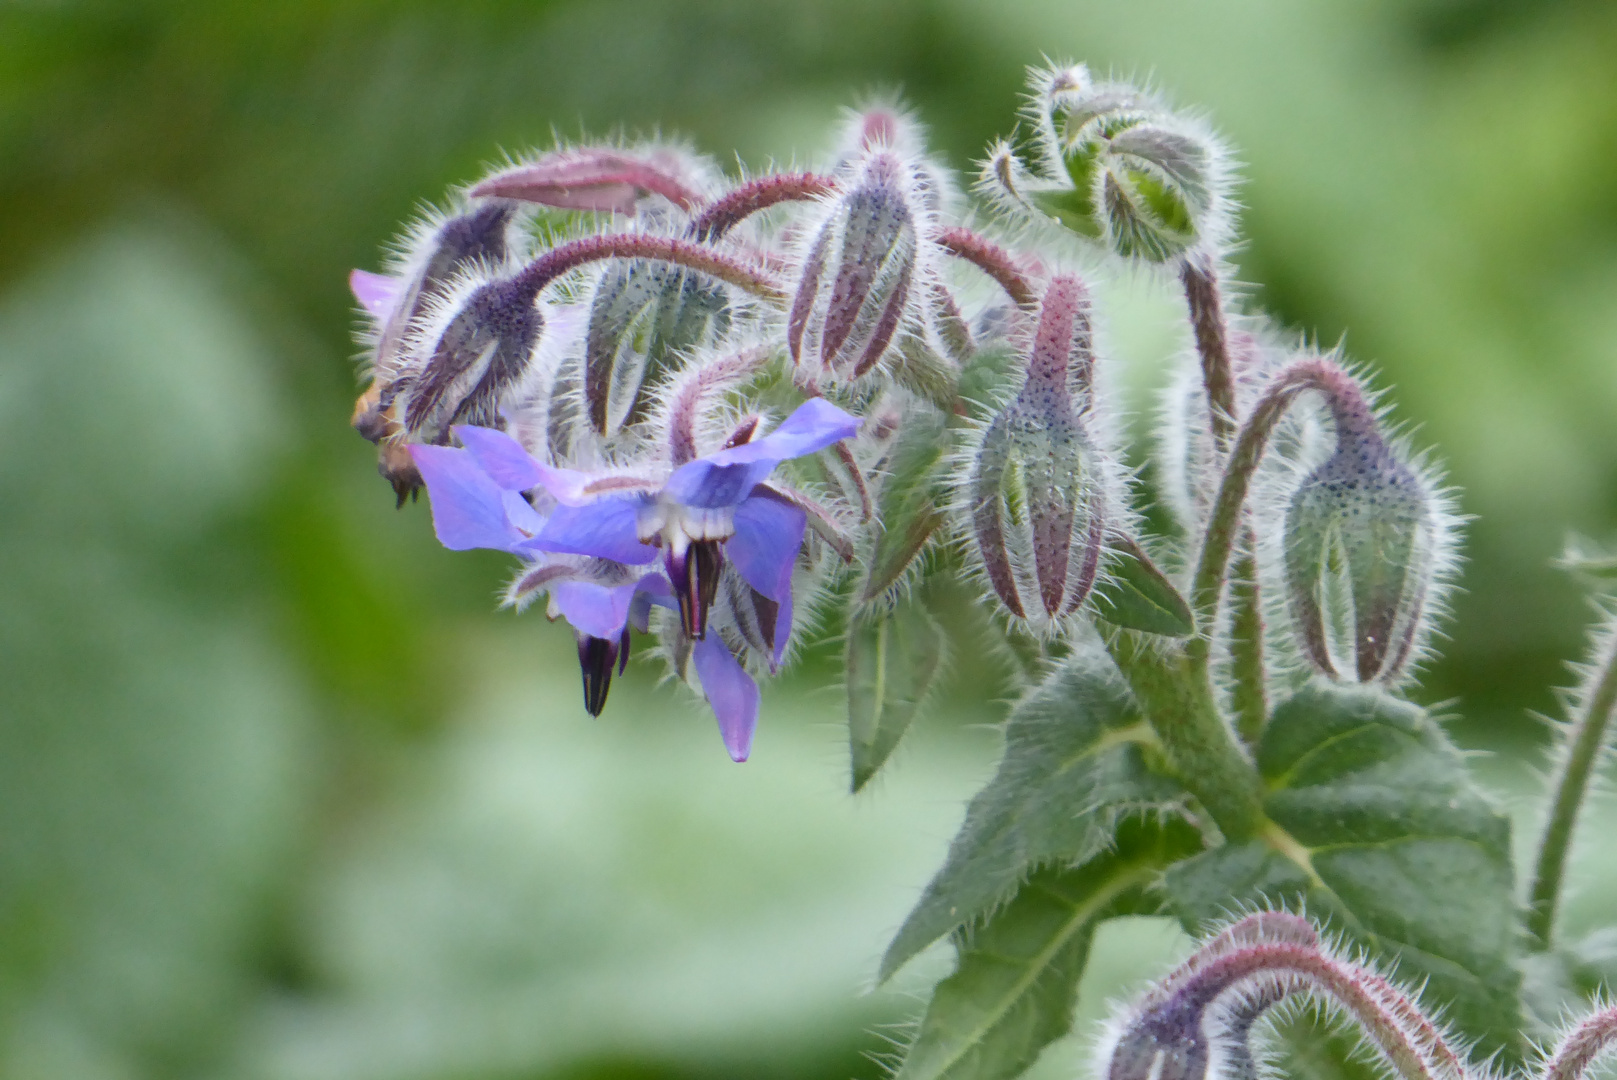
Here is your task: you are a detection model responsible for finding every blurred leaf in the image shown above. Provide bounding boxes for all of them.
[1091,533,1194,637]
[893,819,1199,1080]
[1162,681,1524,1064]
[861,408,951,602]
[880,647,1187,981]
[954,342,1020,425]
[1267,1011,1386,1080]
[847,594,947,792]
[0,219,311,1076]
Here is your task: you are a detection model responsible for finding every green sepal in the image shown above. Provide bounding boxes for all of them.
[893,818,1201,1080]
[861,409,951,603]
[1091,533,1194,637]
[879,647,1188,981]
[890,335,961,415]
[584,260,729,434]
[1161,681,1525,1064]
[847,595,948,793]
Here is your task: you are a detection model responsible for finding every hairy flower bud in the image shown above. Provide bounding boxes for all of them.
[966,274,1108,629]
[352,202,520,502]
[1278,366,1446,684]
[981,64,1227,264]
[398,275,545,442]
[470,145,707,213]
[583,260,730,436]
[788,149,928,380]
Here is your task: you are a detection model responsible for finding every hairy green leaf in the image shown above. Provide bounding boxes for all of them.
[1091,533,1194,637]
[862,409,951,602]
[1162,681,1523,1063]
[894,819,1198,1080]
[880,648,1187,981]
[847,596,947,792]
[955,341,1020,425]
[1267,1013,1386,1080]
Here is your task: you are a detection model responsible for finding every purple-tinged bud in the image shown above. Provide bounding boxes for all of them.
[966,275,1109,629]
[1540,1004,1617,1080]
[788,149,929,380]
[980,64,1229,265]
[1280,367,1441,684]
[352,203,520,500]
[470,146,705,213]
[1099,912,1464,1080]
[399,275,545,441]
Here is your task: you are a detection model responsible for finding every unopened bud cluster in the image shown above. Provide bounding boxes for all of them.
[348,63,1456,762]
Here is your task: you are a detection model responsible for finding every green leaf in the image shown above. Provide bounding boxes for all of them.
[955,342,1021,425]
[862,409,951,602]
[893,819,1199,1080]
[1091,533,1194,637]
[1161,681,1524,1064]
[880,648,1188,981]
[847,596,948,792]
[1267,1012,1387,1080]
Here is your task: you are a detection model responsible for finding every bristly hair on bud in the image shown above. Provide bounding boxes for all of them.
[977,61,1235,266]
[786,137,946,384]
[468,138,721,215]
[350,200,529,502]
[958,273,1122,634]
[1094,909,1473,1080]
[1250,353,1460,686]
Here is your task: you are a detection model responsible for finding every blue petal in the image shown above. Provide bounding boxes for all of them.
[349,268,400,320]
[705,398,861,466]
[628,574,675,633]
[692,634,760,762]
[728,496,806,669]
[529,498,658,565]
[453,425,546,491]
[662,398,860,510]
[551,579,640,640]
[410,444,527,552]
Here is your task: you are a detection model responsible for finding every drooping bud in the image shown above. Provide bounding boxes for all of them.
[965,274,1109,629]
[352,202,520,500]
[1280,366,1443,684]
[979,64,1228,265]
[470,145,706,214]
[1099,912,1464,1080]
[788,149,929,380]
[583,260,730,436]
[397,274,545,441]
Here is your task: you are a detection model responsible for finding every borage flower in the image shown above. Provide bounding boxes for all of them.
[408,398,861,761]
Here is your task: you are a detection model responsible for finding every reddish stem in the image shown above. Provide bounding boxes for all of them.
[935,227,1038,309]
[689,172,838,241]
[514,233,785,301]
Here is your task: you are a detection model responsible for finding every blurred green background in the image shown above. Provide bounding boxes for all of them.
[3,1,1617,1077]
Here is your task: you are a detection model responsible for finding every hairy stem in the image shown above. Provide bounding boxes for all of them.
[689,172,837,241]
[1528,628,1617,947]
[1181,253,1236,452]
[1230,537,1268,746]
[935,226,1038,309]
[1105,633,1263,840]
[1540,1004,1617,1080]
[515,233,786,301]
[1190,357,1366,662]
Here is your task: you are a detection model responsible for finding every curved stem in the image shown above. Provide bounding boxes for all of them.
[514,233,786,302]
[1528,625,1617,946]
[1181,253,1236,453]
[935,226,1038,309]
[1189,357,1367,663]
[689,172,836,240]
[1540,1004,1617,1080]
[1104,633,1263,840]
[1183,943,1461,1080]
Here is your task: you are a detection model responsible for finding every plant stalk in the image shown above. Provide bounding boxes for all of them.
[1528,628,1617,947]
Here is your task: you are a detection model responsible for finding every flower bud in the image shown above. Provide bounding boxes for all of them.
[1280,372,1445,684]
[787,149,929,380]
[980,64,1227,264]
[470,145,707,214]
[966,275,1108,629]
[398,274,545,442]
[583,260,730,436]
